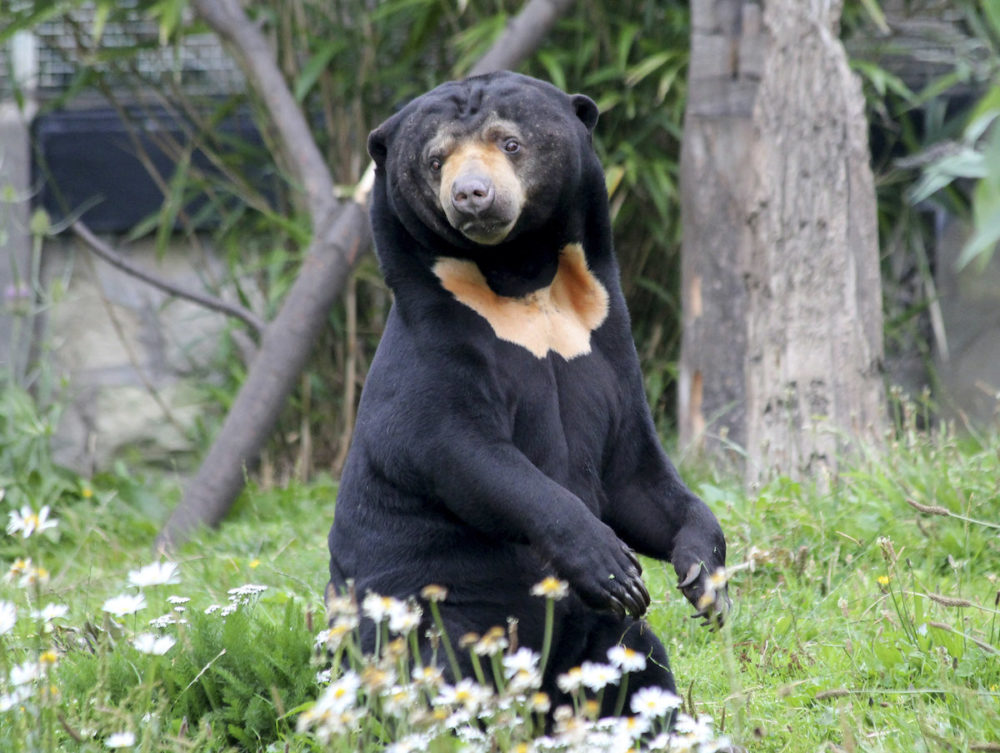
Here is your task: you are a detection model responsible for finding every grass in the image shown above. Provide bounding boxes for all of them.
[0,389,998,751]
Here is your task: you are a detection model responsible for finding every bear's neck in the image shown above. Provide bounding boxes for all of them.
[474,247,561,298]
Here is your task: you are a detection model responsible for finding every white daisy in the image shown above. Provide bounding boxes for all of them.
[386,733,429,753]
[382,684,417,714]
[556,666,584,694]
[128,562,180,588]
[387,600,422,635]
[629,685,682,718]
[607,645,648,673]
[579,660,621,692]
[102,593,146,617]
[105,731,135,748]
[502,647,540,678]
[507,667,543,694]
[313,671,361,715]
[31,603,69,623]
[435,678,492,712]
[531,577,569,600]
[10,660,40,686]
[361,592,403,623]
[473,627,509,656]
[7,505,59,538]
[0,600,16,635]
[133,633,176,655]
[411,665,444,686]
[0,686,31,712]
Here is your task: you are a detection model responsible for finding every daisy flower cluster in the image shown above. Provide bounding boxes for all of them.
[0,501,70,715]
[102,560,183,638]
[298,578,732,752]
[203,583,269,617]
[1,494,281,752]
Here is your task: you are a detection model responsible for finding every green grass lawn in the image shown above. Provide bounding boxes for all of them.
[0,396,997,751]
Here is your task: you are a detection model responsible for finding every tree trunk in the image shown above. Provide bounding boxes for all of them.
[743,0,885,484]
[678,1,761,461]
[679,0,885,484]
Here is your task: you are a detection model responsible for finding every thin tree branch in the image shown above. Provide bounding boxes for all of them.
[71,220,267,335]
[156,201,370,552]
[468,0,577,76]
[156,0,576,551]
[191,0,336,224]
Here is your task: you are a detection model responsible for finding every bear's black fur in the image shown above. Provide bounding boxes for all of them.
[328,71,728,709]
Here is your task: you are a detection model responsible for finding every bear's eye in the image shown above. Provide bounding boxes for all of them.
[429,157,442,173]
[503,138,520,154]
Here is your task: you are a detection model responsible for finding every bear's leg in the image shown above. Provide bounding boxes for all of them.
[564,614,677,718]
[601,617,676,692]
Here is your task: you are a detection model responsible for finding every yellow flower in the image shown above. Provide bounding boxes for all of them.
[531,577,569,600]
[474,626,509,656]
[361,666,393,692]
[530,691,551,713]
[7,558,31,579]
[420,584,448,602]
[248,558,260,569]
[383,638,407,661]
[39,650,59,666]
[708,567,728,589]
[877,575,890,586]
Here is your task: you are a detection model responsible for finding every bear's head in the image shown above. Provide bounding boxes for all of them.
[368,71,600,252]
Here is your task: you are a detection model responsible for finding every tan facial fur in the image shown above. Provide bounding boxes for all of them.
[432,244,609,360]
[433,123,526,244]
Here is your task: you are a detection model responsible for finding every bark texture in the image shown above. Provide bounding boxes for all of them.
[743,0,884,483]
[678,1,762,458]
[679,0,885,483]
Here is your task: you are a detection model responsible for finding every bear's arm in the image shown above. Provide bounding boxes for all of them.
[364,392,650,618]
[601,369,729,622]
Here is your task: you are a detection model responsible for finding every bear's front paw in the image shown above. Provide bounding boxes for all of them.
[553,528,650,619]
[677,562,731,630]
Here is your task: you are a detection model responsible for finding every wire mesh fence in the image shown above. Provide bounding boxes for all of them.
[2,1,243,101]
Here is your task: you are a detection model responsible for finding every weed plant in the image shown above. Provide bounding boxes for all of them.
[0,387,997,751]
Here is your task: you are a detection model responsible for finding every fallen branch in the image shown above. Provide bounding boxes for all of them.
[71,221,266,335]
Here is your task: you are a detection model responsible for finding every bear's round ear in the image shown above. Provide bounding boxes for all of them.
[367,125,390,167]
[570,94,599,134]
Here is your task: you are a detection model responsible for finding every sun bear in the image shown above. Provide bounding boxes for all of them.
[327,71,728,711]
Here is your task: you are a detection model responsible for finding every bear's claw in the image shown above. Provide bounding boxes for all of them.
[677,562,730,630]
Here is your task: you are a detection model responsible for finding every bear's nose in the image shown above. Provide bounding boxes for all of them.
[451,175,495,217]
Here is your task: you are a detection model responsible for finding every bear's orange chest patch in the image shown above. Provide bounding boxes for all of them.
[432,243,609,360]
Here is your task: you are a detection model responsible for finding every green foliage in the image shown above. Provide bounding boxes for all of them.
[1,383,998,751]
[841,0,1000,399]
[56,598,315,749]
[657,394,1000,750]
[5,0,693,470]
